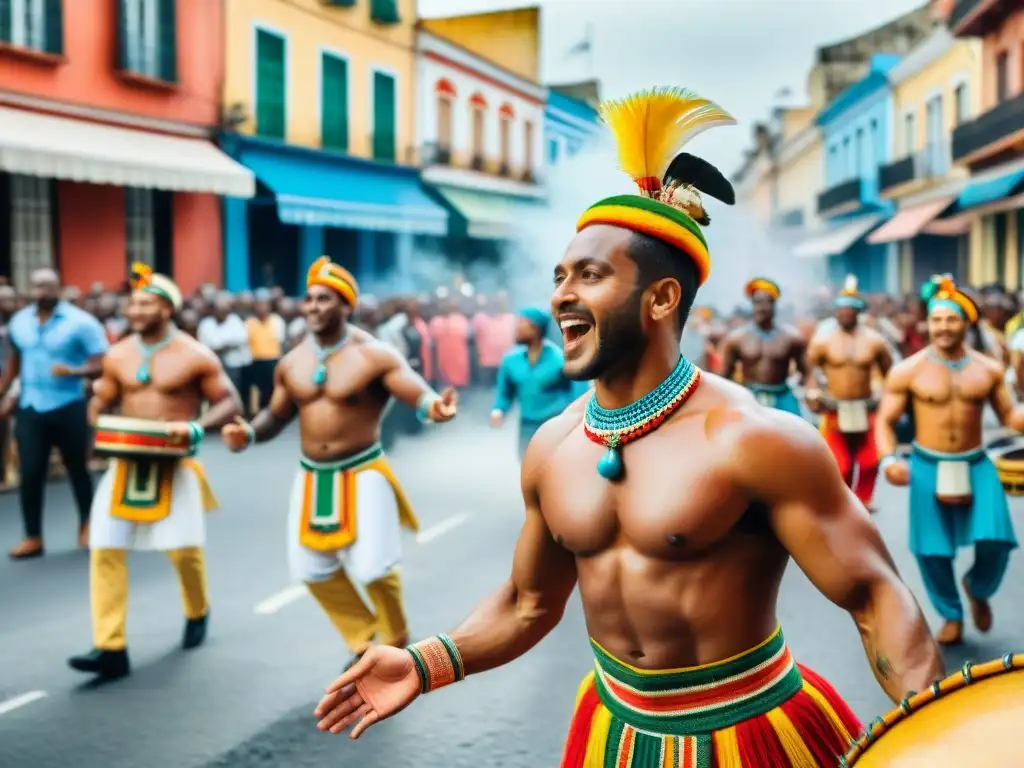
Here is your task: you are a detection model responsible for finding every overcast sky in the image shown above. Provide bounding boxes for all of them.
[418,0,929,173]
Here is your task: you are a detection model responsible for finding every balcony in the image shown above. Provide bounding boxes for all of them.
[948,0,1016,37]
[817,178,863,216]
[879,156,915,193]
[952,91,1024,164]
[420,142,451,165]
[879,145,951,195]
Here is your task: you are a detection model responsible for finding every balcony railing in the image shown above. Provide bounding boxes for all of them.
[952,91,1024,163]
[879,144,950,192]
[879,156,915,192]
[817,178,862,215]
[948,0,1012,37]
[420,142,451,165]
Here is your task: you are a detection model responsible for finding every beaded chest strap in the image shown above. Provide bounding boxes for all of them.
[583,356,702,481]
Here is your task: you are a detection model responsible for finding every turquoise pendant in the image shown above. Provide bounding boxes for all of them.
[312,364,328,386]
[136,365,151,385]
[596,446,624,480]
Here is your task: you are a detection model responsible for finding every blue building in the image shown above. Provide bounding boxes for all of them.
[544,87,601,168]
[796,55,901,292]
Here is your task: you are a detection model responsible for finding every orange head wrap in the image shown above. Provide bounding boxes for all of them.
[744,278,780,301]
[307,256,359,307]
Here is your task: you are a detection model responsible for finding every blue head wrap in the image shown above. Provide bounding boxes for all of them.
[519,307,550,334]
[920,275,978,323]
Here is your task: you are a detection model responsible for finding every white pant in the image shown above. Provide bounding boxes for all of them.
[89,461,207,551]
[287,465,403,585]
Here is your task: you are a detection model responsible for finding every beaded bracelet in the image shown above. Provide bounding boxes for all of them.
[187,421,206,445]
[243,421,256,447]
[406,633,465,694]
[415,392,440,424]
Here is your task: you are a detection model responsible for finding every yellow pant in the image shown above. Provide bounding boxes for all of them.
[90,547,209,651]
[306,568,407,653]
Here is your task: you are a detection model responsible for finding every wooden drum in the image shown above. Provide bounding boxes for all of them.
[94,415,193,460]
[987,437,1024,496]
[841,655,1024,767]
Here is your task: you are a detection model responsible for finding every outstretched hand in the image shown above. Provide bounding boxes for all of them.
[314,645,422,740]
[429,387,458,423]
[220,416,252,453]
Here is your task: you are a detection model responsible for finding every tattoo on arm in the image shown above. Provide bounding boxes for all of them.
[876,653,893,681]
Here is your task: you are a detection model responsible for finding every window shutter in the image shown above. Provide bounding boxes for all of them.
[321,54,349,152]
[158,0,177,82]
[372,72,396,162]
[370,0,401,25]
[42,0,63,54]
[115,0,128,70]
[255,30,286,140]
[323,0,356,6]
[0,0,12,43]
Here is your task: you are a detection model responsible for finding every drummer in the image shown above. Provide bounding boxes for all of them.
[67,264,242,680]
[876,275,1022,646]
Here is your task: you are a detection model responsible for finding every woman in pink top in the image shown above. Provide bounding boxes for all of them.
[428,299,470,389]
[471,295,517,387]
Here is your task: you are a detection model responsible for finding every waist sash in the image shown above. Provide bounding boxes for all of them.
[298,443,418,552]
[912,443,984,503]
[747,382,789,408]
[590,626,803,735]
[110,458,216,524]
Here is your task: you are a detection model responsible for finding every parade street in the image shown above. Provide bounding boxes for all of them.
[1,403,1023,768]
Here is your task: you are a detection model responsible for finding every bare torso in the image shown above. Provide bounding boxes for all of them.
[903,348,1003,453]
[109,334,210,421]
[810,326,887,401]
[279,328,391,461]
[536,377,786,669]
[726,325,803,386]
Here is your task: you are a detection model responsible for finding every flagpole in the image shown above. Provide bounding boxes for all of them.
[586,23,595,81]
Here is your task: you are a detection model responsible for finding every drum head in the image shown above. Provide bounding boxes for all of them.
[845,658,1024,767]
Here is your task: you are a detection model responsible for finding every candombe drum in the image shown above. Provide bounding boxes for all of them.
[988,437,1024,496]
[841,654,1024,767]
[93,415,195,460]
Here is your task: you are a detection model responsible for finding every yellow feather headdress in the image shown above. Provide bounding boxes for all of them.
[576,87,737,286]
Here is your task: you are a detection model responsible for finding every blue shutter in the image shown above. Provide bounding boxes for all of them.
[0,0,11,43]
[43,0,63,54]
[323,0,356,5]
[158,0,177,82]
[115,0,128,70]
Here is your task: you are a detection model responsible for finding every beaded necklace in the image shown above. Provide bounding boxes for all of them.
[752,322,777,342]
[928,348,969,371]
[583,356,702,481]
[310,331,349,385]
[134,328,177,384]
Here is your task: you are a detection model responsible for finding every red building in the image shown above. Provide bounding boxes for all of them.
[0,0,253,293]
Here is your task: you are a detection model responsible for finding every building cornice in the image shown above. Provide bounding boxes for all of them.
[421,164,546,199]
[417,30,547,105]
[888,28,955,86]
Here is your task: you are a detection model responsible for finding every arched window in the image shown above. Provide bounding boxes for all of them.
[434,79,456,161]
[469,92,487,168]
[498,103,514,173]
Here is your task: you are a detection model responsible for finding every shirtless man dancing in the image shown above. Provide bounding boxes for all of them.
[877,275,1021,647]
[806,277,892,511]
[314,88,943,767]
[69,265,241,680]
[721,278,806,416]
[222,257,456,665]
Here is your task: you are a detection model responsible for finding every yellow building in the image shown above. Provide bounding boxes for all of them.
[870,28,981,291]
[219,0,451,293]
[419,7,540,84]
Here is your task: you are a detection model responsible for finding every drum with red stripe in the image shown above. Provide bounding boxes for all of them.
[93,415,193,460]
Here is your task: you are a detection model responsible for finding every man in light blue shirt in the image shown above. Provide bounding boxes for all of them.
[490,307,589,460]
[0,268,109,560]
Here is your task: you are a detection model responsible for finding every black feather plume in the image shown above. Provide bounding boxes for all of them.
[663,153,736,205]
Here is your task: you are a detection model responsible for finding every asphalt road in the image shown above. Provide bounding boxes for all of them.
[1,400,1023,768]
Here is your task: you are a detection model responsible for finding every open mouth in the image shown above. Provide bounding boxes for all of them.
[559,314,593,352]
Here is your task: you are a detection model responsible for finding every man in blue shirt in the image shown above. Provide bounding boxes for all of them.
[0,268,109,559]
[490,307,589,460]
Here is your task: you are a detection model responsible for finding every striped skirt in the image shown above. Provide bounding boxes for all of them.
[560,626,862,767]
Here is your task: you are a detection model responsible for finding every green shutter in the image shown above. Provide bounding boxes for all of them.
[370,0,400,25]
[372,71,396,162]
[324,0,356,6]
[0,0,11,43]
[43,0,63,54]
[158,0,177,82]
[321,53,349,152]
[115,0,128,69]
[255,30,286,140]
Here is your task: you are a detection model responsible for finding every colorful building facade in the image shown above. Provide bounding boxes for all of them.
[870,28,981,290]
[0,0,253,292]
[797,55,901,292]
[946,0,1024,288]
[544,86,600,169]
[220,0,447,293]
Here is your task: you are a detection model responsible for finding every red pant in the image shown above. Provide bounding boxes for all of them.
[820,411,879,507]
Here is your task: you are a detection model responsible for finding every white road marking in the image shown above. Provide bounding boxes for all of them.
[415,513,470,545]
[0,691,47,717]
[254,584,308,615]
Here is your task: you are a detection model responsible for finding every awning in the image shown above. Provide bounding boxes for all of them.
[792,215,883,259]
[867,198,954,244]
[243,146,448,235]
[432,185,536,239]
[0,105,254,197]
[956,169,1024,211]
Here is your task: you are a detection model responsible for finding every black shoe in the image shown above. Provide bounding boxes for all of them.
[68,648,130,680]
[182,612,208,650]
